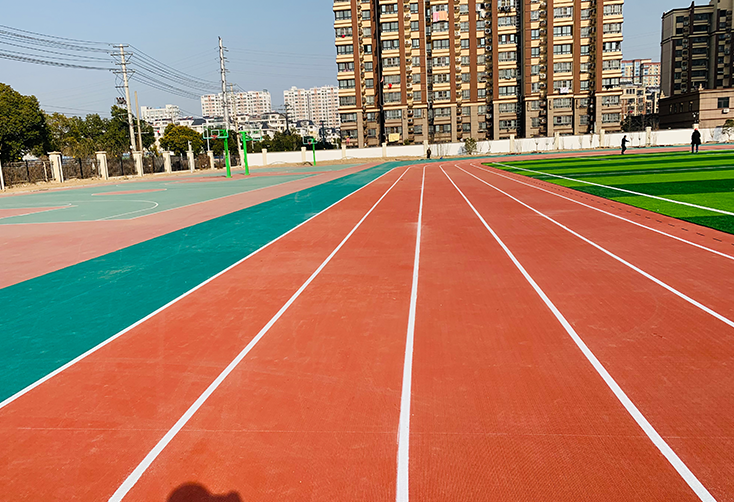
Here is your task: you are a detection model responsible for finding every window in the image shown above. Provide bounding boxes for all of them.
[433,90,451,101]
[432,56,451,67]
[499,34,517,45]
[380,3,398,14]
[461,21,470,32]
[364,44,372,54]
[603,23,622,34]
[580,80,590,91]
[478,89,486,98]
[462,89,471,99]
[554,7,572,19]
[531,47,540,57]
[581,9,592,20]
[365,61,373,71]
[365,78,374,88]
[581,26,592,38]
[384,75,401,85]
[385,109,402,120]
[413,74,421,83]
[718,97,730,108]
[603,59,621,70]
[367,128,376,137]
[433,21,449,33]
[434,107,451,117]
[382,39,401,51]
[553,98,572,108]
[554,44,572,55]
[414,108,423,118]
[412,57,421,66]
[554,62,572,73]
[499,103,518,113]
[499,51,517,61]
[413,124,423,134]
[603,4,623,16]
[553,26,572,37]
[335,10,351,20]
[338,62,354,72]
[339,79,355,89]
[554,80,572,92]
[531,65,540,75]
[581,45,590,55]
[602,77,620,88]
[381,22,400,32]
[433,73,450,84]
[461,39,470,49]
[531,117,540,128]
[499,85,518,96]
[554,115,572,126]
[412,39,421,48]
[462,73,471,82]
[336,27,352,38]
[601,96,620,106]
[339,96,356,106]
[462,123,471,132]
[498,68,516,79]
[498,16,517,26]
[382,57,401,67]
[580,115,590,125]
[384,92,401,103]
[413,91,422,101]
[499,119,518,129]
[340,113,357,123]
[603,41,622,52]
[531,29,540,40]
[410,21,420,32]
[602,113,621,123]
[362,10,370,20]
[410,2,418,13]
[336,45,353,55]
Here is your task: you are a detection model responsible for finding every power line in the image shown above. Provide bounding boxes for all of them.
[0,51,111,70]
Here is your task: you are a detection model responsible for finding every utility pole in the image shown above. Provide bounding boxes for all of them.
[113,45,137,153]
[219,37,230,133]
[231,83,244,166]
[134,91,143,152]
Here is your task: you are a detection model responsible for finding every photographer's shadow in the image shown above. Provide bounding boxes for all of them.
[167,483,242,502]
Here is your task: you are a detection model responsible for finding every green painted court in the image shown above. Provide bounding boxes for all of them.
[490,151,734,234]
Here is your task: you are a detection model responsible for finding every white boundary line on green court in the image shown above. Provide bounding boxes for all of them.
[494,162,734,217]
[469,164,734,262]
[0,166,397,412]
[531,165,734,178]
[443,166,717,502]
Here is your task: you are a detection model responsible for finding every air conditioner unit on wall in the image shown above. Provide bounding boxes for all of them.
[724,108,730,113]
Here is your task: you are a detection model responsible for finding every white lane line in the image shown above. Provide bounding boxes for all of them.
[530,165,734,178]
[442,167,717,502]
[0,167,398,413]
[457,166,734,330]
[95,200,160,221]
[396,166,425,502]
[108,167,412,502]
[494,162,734,217]
[467,164,734,262]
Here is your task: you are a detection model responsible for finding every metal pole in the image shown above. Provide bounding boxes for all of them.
[224,137,231,178]
[219,37,230,133]
[135,91,143,152]
[0,159,5,190]
[117,45,137,153]
[312,140,316,166]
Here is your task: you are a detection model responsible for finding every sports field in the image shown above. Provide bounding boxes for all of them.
[1,155,733,501]
[490,150,734,234]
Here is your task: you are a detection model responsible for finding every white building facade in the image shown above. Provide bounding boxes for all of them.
[201,90,272,118]
[284,85,340,129]
[140,104,180,122]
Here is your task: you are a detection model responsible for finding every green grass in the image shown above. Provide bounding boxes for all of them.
[486,150,734,234]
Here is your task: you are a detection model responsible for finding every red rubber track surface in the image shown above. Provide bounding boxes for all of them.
[410,168,697,501]
[0,167,405,500]
[0,164,376,289]
[1,162,733,501]
[443,164,734,500]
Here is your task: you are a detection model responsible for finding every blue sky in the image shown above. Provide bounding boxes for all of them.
[0,0,689,118]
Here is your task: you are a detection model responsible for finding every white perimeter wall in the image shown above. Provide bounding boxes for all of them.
[237,127,725,167]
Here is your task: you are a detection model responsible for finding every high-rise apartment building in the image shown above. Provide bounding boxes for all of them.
[140,104,180,122]
[621,59,661,87]
[200,90,272,118]
[334,0,624,147]
[284,85,341,128]
[661,0,734,98]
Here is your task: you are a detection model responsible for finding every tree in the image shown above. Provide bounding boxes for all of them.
[159,124,204,155]
[0,83,50,162]
[47,113,106,160]
[723,119,734,142]
[464,137,477,155]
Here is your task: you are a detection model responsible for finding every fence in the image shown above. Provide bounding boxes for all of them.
[143,156,165,174]
[0,160,51,186]
[195,154,210,170]
[171,155,189,171]
[61,158,97,180]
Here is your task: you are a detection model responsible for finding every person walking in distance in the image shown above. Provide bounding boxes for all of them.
[621,135,628,155]
[692,128,702,153]
[426,147,432,159]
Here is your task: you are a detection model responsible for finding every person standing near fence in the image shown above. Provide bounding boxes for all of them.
[691,128,701,153]
[621,135,628,155]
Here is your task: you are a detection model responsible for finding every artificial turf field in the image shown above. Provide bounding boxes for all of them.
[489,150,734,234]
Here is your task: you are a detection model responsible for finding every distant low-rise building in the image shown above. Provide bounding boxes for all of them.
[140,104,180,122]
[660,86,734,129]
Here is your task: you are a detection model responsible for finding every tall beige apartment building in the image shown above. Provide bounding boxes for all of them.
[334,0,624,147]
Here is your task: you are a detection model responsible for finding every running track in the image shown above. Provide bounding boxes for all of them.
[1,161,733,500]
